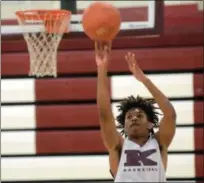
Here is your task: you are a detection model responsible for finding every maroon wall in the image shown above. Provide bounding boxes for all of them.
[1,4,203,181]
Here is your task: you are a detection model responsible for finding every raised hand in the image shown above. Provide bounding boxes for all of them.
[95,41,112,68]
[125,52,147,82]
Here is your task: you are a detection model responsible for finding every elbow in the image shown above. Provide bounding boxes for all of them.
[170,109,177,120]
[168,113,176,124]
[171,106,177,119]
[166,103,177,119]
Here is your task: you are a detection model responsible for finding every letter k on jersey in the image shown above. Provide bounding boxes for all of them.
[124,149,157,166]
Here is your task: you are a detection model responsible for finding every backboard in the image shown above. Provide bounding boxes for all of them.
[1,0,164,38]
[71,0,164,38]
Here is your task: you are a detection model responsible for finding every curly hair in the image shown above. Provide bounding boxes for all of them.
[116,95,161,137]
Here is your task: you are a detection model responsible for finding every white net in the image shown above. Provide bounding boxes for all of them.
[25,32,62,77]
[16,10,71,77]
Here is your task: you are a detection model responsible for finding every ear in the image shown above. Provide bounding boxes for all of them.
[148,122,154,130]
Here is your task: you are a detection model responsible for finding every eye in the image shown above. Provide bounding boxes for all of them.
[137,114,142,118]
[127,115,132,119]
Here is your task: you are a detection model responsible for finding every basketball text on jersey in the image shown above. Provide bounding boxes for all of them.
[123,149,158,173]
[124,149,157,166]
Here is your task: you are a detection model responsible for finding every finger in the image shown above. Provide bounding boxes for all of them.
[96,41,105,58]
[104,46,109,56]
[131,53,138,66]
[130,53,135,64]
[125,55,133,67]
[95,41,99,54]
[104,46,110,61]
[127,52,133,60]
[106,44,112,55]
[125,55,129,62]
[107,41,112,50]
[132,53,136,62]
[131,53,135,59]
[97,41,103,53]
[125,53,129,60]
[125,53,132,62]
[126,52,133,61]
[95,41,103,57]
[102,41,108,51]
[106,42,111,55]
[126,59,134,71]
[128,53,136,65]
[125,55,128,61]
[125,55,132,66]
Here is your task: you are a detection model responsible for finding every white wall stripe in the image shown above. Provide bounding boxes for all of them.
[1,105,36,130]
[1,154,195,181]
[1,127,194,155]
[112,101,194,125]
[1,101,194,130]
[1,131,36,155]
[1,73,194,103]
[111,73,193,99]
[167,154,195,178]
[168,127,194,151]
[168,182,195,183]
[1,79,35,103]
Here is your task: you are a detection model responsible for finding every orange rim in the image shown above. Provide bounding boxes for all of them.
[16,9,71,21]
[15,9,72,33]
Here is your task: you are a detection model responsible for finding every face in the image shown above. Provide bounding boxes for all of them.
[124,108,152,138]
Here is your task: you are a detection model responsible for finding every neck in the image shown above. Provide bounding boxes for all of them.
[128,135,149,147]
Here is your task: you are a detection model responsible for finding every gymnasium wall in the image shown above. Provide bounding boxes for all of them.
[1,3,204,183]
[1,0,203,19]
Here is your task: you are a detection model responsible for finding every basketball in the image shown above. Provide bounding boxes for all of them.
[82,2,121,41]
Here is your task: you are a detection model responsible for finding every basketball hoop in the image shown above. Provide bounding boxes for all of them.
[16,10,71,77]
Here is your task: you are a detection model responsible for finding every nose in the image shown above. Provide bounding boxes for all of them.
[130,116,139,126]
[131,116,138,122]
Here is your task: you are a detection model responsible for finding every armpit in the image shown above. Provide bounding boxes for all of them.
[110,169,115,178]
[109,144,122,179]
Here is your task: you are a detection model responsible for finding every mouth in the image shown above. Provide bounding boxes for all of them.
[130,123,140,128]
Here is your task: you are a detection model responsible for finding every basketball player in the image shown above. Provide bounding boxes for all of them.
[95,42,176,182]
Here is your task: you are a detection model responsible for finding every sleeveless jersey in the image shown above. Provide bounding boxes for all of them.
[114,137,166,182]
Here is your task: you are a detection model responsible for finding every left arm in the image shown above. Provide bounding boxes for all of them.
[125,52,176,148]
[141,77,176,148]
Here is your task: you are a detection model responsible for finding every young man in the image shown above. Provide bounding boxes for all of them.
[95,42,176,182]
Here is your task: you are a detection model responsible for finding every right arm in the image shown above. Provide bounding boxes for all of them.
[96,42,122,152]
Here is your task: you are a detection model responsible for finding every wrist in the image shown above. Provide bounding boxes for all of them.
[97,66,108,76]
[133,74,149,83]
[140,76,150,84]
[97,66,108,72]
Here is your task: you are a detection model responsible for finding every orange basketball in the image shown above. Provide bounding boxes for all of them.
[82,2,121,41]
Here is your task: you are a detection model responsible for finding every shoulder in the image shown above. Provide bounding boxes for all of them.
[151,135,166,152]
